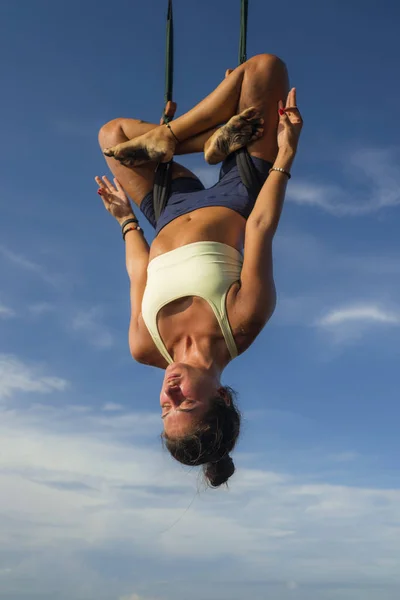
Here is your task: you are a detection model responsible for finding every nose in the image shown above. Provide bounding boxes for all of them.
[160,379,183,406]
[165,383,182,399]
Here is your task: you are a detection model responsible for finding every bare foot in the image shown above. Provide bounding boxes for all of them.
[204,107,264,165]
[103,126,176,167]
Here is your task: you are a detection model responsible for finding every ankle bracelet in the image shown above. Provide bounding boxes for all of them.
[165,122,180,143]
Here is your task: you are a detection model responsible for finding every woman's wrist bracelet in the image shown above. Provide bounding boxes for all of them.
[123,225,143,240]
[120,217,138,231]
[269,167,291,179]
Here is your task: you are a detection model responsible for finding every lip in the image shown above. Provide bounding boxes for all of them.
[167,374,181,382]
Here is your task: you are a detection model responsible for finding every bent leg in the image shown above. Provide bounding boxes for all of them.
[171,54,288,163]
[98,119,218,209]
[105,55,288,168]
[237,54,289,162]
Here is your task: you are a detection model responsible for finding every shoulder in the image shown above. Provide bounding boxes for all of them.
[227,282,272,357]
[130,315,170,369]
[232,320,266,356]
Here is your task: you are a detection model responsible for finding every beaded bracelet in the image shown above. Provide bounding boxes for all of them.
[121,217,139,231]
[269,167,291,179]
[123,225,143,241]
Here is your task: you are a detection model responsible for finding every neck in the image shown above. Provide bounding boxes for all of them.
[172,334,230,377]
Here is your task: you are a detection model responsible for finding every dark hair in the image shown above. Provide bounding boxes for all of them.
[161,386,241,488]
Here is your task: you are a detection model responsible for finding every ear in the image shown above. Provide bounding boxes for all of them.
[217,387,231,406]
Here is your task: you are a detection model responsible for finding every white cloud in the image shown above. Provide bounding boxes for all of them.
[315,304,400,344]
[329,452,359,463]
[0,392,400,600]
[28,302,55,316]
[0,246,60,287]
[288,147,400,216]
[287,581,299,590]
[0,303,15,318]
[318,304,400,327]
[103,402,123,411]
[71,306,114,349]
[0,354,68,400]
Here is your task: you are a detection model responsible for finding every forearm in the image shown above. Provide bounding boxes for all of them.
[121,214,150,278]
[123,217,151,329]
[125,228,150,277]
[247,148,295,235]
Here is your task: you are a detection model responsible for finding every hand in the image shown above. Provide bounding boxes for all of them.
[95,176,135,225]
[160,100,177,125]
[277,88,303,154]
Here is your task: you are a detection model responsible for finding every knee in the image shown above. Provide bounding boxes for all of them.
[98,118,124,148]
[248,53,287,76]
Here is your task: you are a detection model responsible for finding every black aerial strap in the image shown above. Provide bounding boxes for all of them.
[153,0,174,222]
[153,0,263,224]
[235,0,264,203]
[238,0,248,66]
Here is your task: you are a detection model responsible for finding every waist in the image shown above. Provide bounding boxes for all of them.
[149,206,246,262]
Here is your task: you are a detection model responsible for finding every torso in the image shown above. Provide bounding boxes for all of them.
[148,206,246,261]
[138,206,258,369]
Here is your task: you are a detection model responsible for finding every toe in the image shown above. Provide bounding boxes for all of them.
[242,107,259,120]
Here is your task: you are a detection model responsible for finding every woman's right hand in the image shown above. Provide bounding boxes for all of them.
[277,88,303,155]
[95,176,135,225]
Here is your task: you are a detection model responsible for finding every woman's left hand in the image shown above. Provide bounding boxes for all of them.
[277,88,303,155]
[95,176,136,225]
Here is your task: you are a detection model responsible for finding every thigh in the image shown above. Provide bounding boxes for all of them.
[98,118,200,209]
[238,54,289,163]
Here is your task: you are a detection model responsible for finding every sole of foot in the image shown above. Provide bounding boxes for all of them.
[204,107,264,165]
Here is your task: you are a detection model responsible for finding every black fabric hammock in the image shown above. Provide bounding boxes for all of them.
[153,0,264,222]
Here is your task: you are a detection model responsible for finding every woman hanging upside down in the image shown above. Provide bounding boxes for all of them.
[96,54,303,488]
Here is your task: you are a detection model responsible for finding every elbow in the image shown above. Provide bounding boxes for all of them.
[246,217,277,240]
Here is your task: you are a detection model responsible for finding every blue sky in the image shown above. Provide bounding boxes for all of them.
[1,0,400,598]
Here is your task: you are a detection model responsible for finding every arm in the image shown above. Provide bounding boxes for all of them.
[246,148,295,233]
[234,90,303,328]
[95,175,150,358]
[234,153,294,329]
[125,224,150,354]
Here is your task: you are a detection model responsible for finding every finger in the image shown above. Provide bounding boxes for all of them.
[165,100,177,119]
[95,176,108,191]
[102,175,115,192]
[278,100,289,121]
[285,87,296,109]
[97,187,113,207]
[113,178,127,195]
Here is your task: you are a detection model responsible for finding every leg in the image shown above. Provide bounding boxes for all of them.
[105,54,288,166]
[98,119,216,209]
[171,53,288,163]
